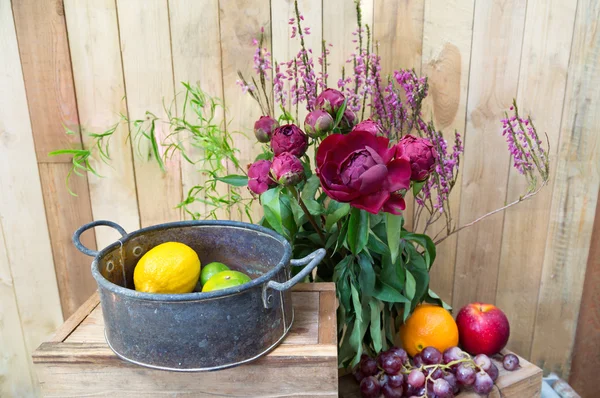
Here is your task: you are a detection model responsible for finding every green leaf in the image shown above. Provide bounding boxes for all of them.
[357,253,375,298]
[408,267,430,310]
[260,188,283,236]
[402,232,437,268]
[412,180,426,197]
[405,270,416,302]
[367,232,389,255]
[333,98,348,129]
[381,254,403,291]
[369,299,382,353]
[303,198,325,216]
[386,213,403,264]
[348,208,369,255]
[425,289,452,311]
[289,197,307,226]
[214,174,249,187]
[325,201,351,231]
[301,174,320,201]
[335,219,349,253]
[373,280,410,304]
[279,194,297,240]
[349,283,365,367]
[255,152,273,161]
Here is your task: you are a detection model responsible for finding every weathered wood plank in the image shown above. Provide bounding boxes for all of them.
[50,292,100,343]
[218,0,272,221]
[495,0,577,357]
[420,0,475,303]
[453,0,527,311]
[64,0,141,247]
[168,0,229,220]
[530,0,600,377]
[116,0,182,226]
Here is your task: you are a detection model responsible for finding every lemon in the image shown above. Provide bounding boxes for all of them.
[200,262,230,286]
[201,270,251,292]
[133,242,201,294]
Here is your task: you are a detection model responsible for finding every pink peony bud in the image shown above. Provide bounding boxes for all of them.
[339,109,358,133]
[247,160,276,194]
[396,135,439,181]
[271,124,309,157]
[253,116,279,143]
[316,88,346,116]
[304,110,334,138]
[352,119,383,136]
[271,152,305,186]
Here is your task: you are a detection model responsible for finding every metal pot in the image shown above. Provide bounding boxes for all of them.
[73,220,325,372]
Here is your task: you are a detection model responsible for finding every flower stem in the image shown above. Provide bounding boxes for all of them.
[289,186,327,245]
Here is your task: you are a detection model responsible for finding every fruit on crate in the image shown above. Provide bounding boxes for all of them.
[353,345,519,397]
[456,303,511,355]
[133,242,200,294]
[200,261,230,286]
[399,304,459,357]
[201,270,252,292]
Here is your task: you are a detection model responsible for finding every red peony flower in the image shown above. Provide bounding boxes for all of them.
[253,116,279,143]
[271,124,309,157]
[248,160,276,194]
[271,152,305,186]
[316,130,411,214]
[396,135,438,181]
[352,119,384,136]
[316,88,346,116]
[304,110,334,138]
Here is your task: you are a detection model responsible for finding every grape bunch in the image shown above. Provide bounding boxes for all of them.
[353,346,520,397]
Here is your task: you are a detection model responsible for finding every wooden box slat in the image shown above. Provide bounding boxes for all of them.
[33,283,338,397]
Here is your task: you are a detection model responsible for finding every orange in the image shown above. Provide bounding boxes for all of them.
[399,304,459,357]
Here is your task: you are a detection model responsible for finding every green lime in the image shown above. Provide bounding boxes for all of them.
[201,270,251,292]
[200,262,230,286]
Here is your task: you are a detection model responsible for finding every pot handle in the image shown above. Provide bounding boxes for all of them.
[262,248,326,308]
[73,220,128,257]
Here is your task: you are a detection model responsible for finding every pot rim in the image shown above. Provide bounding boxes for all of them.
[90,220,292,302]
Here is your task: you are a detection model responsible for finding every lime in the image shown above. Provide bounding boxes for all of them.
[200,262,230,286]
[201,270,251,292]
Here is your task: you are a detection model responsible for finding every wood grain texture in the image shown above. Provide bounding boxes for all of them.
[495,0,577,358]
[11,0,81,162]
[339,351,542,397]
[168,0,229,220]
[50,292,99,343]
[324,0,374,90]
[64,0,141,247]
[0,3,63,394]
[569,192,600,396]
[420,0,475,304]
[453,0,527,312]
[33,284,338,397]
[530,0,600,378]
[218,0,272,221]
[116,0,182,227]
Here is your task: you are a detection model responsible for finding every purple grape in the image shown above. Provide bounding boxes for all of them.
[415,386,426,396]
[443,372,460,394]
[473,370,494,394]
[353,369,366,382]
[381,383,404,398]
[360,357,378,376]
[388,347,409,364]
[381,354,402,375]
[412,353,424,367]
[433,378,452,398]
[474,353,492,371]
[407,369,426,388]
[430,368,444,380]
[503,353,520,371]
[487,362,499,382]
[422,347,443,365]
[359,376,381,398]
[386,373,404,388]
[456,363,476,386]
[443,346,466,364]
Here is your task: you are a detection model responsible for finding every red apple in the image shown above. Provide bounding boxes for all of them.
[456,303,510,355]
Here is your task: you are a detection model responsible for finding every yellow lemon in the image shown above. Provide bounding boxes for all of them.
[201,270,251,292]
[200,262,230,286]
[133,242,201,294]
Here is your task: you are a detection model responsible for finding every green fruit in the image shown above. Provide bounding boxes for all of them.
[201,270,252,292]
[200,262,230,286]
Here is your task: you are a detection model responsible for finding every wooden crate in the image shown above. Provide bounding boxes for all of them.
[339,352,542,397]
[32,283,338,397]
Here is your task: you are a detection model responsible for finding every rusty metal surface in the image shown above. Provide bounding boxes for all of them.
[73,220,324,371]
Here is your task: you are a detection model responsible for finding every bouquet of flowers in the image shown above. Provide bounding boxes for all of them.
[54,1,549,369]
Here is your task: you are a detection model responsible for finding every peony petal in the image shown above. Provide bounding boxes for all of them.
[386,158,412,191]
[319,162,359,201]
[351,190,390,214]
[358,164,388,194]
[316,134,345,168]
[248,180,269,195]
[383,194,406,215]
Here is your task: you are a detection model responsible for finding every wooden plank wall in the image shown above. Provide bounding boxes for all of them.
[1,0,598,395]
